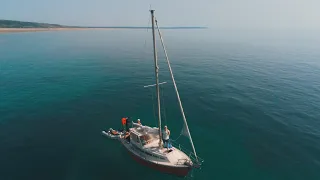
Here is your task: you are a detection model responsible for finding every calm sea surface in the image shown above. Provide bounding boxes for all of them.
[0,29,320,180]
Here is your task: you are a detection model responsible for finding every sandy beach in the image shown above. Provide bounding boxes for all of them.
[0,28,115,33]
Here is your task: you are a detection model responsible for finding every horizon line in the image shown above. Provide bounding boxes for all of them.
[0,19,207,29]
[75,26,208,29]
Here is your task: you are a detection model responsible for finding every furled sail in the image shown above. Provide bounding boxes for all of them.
[181,123,189,137]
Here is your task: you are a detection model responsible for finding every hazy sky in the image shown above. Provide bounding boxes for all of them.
[1,0,319,29]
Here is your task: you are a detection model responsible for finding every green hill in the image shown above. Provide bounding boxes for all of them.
[0,19,207,29]
[0,20,68,28]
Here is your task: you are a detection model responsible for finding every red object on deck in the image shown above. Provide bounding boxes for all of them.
[121,118,126,125]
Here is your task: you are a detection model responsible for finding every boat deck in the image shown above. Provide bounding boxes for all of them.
[147,139,190,163]
[118,124,192,167]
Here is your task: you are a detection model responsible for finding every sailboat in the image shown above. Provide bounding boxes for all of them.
[102,10,203,177]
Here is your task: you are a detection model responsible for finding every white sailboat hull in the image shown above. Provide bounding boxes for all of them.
[120,138,192,177]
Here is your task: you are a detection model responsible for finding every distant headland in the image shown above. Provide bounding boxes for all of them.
[0,20,207,33]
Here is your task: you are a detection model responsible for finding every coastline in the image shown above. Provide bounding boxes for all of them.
[0,28,116,33]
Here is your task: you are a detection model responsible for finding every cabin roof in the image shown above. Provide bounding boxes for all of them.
[130,128,144,136]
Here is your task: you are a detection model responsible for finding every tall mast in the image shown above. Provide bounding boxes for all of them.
[150,10,162,146]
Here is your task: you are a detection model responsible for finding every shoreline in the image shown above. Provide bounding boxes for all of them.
[0,28,116,33]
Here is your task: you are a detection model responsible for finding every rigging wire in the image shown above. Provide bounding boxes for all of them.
[143,12,158,126]
[171,133,182,142]
[155,18,199,162]
[147,12,151,33]
[144,14,151,47]
[149,87,158,127]
[160,85,167,127]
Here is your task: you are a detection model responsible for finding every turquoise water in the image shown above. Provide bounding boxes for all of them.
[1,29,320,180]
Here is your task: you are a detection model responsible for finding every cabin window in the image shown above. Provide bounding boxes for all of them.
[131,143,166,160]
[130,133,140,144]
[140,134,152,146]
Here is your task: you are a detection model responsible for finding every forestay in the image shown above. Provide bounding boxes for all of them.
[154,19,199,163]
